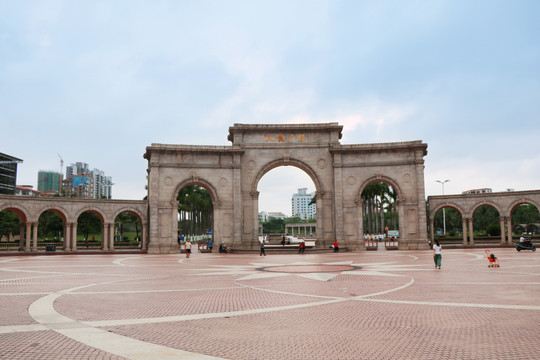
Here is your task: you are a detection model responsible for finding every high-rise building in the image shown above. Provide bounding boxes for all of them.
[65,162,112,198]
[0,152,22,195]
[37,171,62,193]
[62,174,94,198]
[291,188,316,220]
[92,168,113,199]
[66,162,89,178]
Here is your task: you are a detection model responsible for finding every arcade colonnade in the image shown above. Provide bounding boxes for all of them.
[285,223,317,236]
[427,190,540,245]
[144,123,429,253]
[0,196,148,252]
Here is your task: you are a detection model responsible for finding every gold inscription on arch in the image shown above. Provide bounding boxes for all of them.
[263,134,311,143]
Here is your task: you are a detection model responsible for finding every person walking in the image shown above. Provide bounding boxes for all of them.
[185,239,192,258]
[333,240,339,252]
[299,238,306,254]
[259,241,266,256]
[433,239,442,269]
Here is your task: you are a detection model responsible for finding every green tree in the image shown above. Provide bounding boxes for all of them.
[38,211,63,240]
[0,210,20,238]
[472,206,499,235]
[177,185,213,235]
[262,217,285,233]
[115,212,142,240]
[77,212,102,240]
[362,182,397,234]
[433,207,462,236]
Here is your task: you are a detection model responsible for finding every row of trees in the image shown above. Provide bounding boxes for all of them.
[361,182,398,235]
[177,185,213,235]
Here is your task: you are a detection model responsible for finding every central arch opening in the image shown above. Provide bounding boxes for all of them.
[257,166,318,248]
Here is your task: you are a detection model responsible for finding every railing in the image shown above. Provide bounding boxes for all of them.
[0,242,21,251]
[113,241,142,249]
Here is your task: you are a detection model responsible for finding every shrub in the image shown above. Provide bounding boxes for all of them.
[487,224,501,236]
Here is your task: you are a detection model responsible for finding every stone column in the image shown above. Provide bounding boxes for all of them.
[333,152,344,244]
[141,223,147,251]
[462,218,468,246]
[25,222,31,252]
[32,223,38,252]
[506,217,513,244]
[251,191,259,249]
[102,223,109,251]
[468,218,474,245]
[499,217,506,245]
[71,223,78,252]
[19,223,25,250]
[429,219,435,244]
[315,192,324,244]
[64,223,71,251]
[108,223,115,251]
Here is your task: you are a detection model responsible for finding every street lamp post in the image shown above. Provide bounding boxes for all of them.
[436,180,450,235]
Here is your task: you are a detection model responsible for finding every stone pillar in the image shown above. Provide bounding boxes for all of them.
[251,192,259,249]
[141,223,147,251]
[506,217,513,244]
[108,223,115,251]
[102,223,109,251]
[332,152,344,243]
[462,218,468,246]
[32,223,38,252]
[71,223,78,252]
[468,218,474,245]
[25,222,31,252]
[499,217,506,245]
[19,223,25,250]
[64,222,71,251]
[357,200,364,246]
[429,219,435,244]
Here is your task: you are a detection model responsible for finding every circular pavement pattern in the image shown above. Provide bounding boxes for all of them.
[1,248,539,359]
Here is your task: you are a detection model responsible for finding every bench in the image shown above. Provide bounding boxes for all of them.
[198,243,212,253]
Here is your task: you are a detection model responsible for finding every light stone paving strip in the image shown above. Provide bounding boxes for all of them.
[27,282,225,360]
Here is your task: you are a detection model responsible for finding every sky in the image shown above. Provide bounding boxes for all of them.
[1,0,539,216]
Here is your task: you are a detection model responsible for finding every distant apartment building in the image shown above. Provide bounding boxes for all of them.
[62,174,94,198]
[291,188,316,220]
[92,169,113,199]
[66,162,90,177]
[37,170,62,193]
[258,211,287,222]
[462,188,493,195]
[66,162,112,198]
[0,152,23,195]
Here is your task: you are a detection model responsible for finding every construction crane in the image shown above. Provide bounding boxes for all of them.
[58,154,64,192]
[57,154,64,175]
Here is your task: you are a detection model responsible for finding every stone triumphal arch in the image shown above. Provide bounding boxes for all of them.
[144,123,429,253]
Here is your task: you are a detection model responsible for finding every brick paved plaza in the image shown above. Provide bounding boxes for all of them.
[1,248,539,360]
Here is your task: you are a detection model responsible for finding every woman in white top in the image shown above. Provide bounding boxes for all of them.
[185,239,192,258]
[433,239,442,269]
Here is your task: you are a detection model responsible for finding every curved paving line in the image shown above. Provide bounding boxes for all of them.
[27,281,225,360]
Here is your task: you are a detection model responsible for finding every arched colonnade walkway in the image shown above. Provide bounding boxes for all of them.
[427,190,540,245]
[0,195,148,252]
